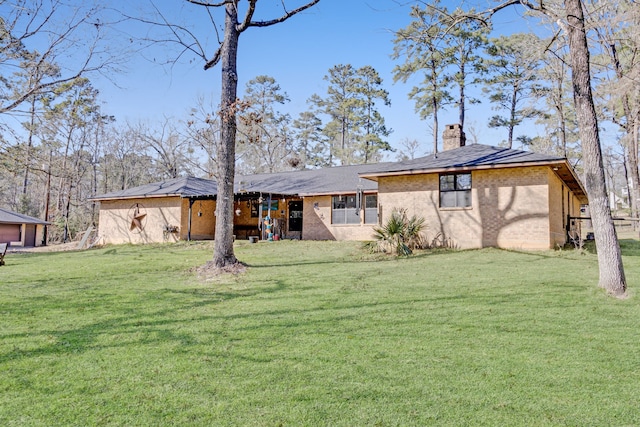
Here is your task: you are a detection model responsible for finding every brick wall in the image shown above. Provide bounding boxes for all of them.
[98,197,182,244]
[548,169,584,246]
[302,195,377,241]
[377,166,557,249]
[180,199,216,240]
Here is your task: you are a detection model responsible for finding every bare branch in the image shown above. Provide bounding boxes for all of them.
[123,4,208,67]
[186,0,232,6]
[204,46,223,70]
[236,0,258,33]
[435,0,550,27]
[0,0,124,115]
[244,0,320,29]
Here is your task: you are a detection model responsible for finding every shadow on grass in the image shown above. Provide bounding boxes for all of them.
[0,277,295,365]
[0,240,611,369]
[619,239,640,257]
[0,263,594,369]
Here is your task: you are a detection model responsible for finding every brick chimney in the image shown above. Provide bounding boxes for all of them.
[442,124,466,151]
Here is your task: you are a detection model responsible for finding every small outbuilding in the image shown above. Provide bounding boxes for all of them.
[0,208,49,247]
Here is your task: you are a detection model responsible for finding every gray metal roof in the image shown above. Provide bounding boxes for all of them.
[0,208,49,225]
[91,176,218,201]
[360,144,566,177]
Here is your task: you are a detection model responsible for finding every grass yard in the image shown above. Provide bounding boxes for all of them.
[2,240,640,426]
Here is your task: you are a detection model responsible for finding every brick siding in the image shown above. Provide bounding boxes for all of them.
[377,166,581,250]
[98,197,182,244]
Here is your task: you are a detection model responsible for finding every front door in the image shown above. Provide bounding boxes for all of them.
[288,201,303,235]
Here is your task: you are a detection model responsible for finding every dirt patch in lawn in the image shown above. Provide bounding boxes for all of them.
[191,260,247,282]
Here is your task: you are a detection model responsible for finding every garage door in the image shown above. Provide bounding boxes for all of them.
[0,224,21,244]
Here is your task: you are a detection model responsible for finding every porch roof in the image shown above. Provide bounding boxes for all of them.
[236,163,388,196]
[92,163,388,202]
[90,176,218,201]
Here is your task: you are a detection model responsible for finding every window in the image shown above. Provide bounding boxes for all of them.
[331,194,378,224]
[364,195,378,224]
[439,173,471,208]
[332,195,360,224]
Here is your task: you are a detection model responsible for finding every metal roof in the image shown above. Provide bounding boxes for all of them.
[0,207,50,225]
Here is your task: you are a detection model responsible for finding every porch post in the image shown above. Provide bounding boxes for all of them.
[188,198,195,241]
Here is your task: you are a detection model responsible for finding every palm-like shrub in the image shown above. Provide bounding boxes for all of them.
[372,209,426,255]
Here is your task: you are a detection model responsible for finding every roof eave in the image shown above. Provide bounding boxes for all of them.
[359,160,567,179]
[360,159,589,204]
[89,193,185,202]
[297,189,378,197]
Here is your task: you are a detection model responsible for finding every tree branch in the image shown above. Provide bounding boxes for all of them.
[245,0,320,29]
[204,46,223,70]
[186,0,232,6]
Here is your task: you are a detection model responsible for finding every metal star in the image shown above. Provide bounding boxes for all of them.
[130,205,147,231]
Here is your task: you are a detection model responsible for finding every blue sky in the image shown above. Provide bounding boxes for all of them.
[97,0,542,158]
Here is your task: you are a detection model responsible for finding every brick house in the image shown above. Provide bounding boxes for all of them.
[360,125,587,249]
[92,164,385,245]
[93,125,587,249]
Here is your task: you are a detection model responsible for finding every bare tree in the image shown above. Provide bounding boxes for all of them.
[0,0,120,117]
[396,137,423,160]
[591,0,640,224]
[185,95,222,178]
[166,0,320,268]
[132,118,196,179]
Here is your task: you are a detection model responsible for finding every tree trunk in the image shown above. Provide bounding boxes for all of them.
[212,3,240,268]
[458,50,465,131]
[22,96,37,196]
[508,84,518,149]
[565,0,626,296]
[634,120,640,228]
[625,135,640,222]
[609,41,640,225]
[42,151,52,246]
[432,96,439,155]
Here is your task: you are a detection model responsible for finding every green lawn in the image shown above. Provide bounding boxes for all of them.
[2,240,640,426]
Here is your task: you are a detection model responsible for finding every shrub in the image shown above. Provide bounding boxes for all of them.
[372,208,426,256]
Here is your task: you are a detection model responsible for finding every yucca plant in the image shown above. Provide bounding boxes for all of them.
[372,208,426,255]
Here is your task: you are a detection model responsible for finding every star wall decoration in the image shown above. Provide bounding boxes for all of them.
[129,203,147,232]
